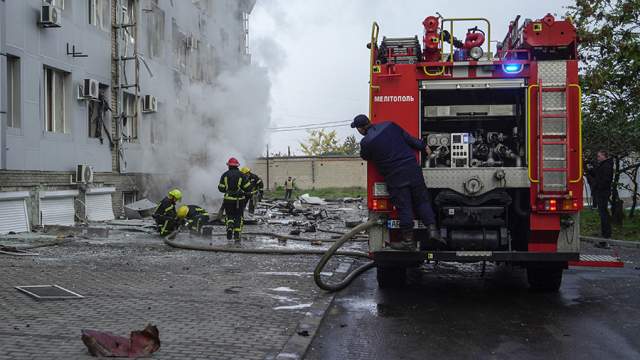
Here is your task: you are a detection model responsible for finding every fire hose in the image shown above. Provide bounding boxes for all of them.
[163,219,379,292]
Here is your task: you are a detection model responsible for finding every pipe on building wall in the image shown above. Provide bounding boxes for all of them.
[0,0,6,170]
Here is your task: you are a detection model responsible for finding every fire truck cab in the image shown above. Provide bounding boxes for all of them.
[366,14,586,291]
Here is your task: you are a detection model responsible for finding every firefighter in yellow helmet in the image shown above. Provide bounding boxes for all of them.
[240,166,263,214]
[153,189,182,236]
[177,205,210,234]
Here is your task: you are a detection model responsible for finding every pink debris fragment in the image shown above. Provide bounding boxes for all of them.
[81,324,160,358]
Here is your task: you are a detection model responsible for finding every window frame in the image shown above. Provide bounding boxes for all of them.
[43,66,68,134]
[6,55,21,129]
[89,0,111,32]
[122,92,138,142]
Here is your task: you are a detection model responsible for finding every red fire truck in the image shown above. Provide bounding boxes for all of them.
[366,14,622,290]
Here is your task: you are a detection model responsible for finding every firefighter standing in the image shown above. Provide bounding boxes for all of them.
[240,167,263,214]
[153,189,182,236]
[587,150,614,242]
[284,177,295,200]
[352,114,445,251]
[218,158,252,241]
[177,205,210,234]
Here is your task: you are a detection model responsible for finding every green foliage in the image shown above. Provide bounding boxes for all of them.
[580,209,640,241]
[299,130,361,156]
[569,0,640,217]
[568,0,640,159]
[264,187,365,200]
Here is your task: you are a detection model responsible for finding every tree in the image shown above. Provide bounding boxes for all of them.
[299,129,342,156]
[341,135,360,156]
[568,0,640,220]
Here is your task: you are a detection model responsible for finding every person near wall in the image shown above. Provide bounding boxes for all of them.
[352,114,445,251]
[218,158,252,241]
[284,177,296,200]
[587,150,614,246]
[153,189,182,236]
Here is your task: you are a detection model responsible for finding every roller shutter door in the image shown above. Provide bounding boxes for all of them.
[40,191,77,226]
[0,192,30,234]
[85,188,115,222]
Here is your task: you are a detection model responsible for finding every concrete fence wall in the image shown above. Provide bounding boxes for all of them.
[251,156,366,190]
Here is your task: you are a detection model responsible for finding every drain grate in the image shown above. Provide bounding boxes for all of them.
[15,285,84,300]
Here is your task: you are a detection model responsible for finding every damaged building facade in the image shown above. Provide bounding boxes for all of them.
[0,0,255,234]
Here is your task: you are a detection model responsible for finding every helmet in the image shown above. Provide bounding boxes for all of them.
[227,157,240,167]
[168,189,182,201]
[177,205,189,219]
[240,166,250,174]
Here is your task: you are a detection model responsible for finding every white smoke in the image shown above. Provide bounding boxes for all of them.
[140,1,281,206]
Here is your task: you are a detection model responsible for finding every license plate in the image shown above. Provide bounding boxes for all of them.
[387,220,427,229]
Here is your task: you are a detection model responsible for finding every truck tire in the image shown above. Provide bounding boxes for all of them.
[527,267,563,292]
[376,266,406,288]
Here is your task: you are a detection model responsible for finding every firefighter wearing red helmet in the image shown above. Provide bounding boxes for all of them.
[218,157,252,241]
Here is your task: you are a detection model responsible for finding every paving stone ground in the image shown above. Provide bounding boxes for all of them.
[0,226,347,360]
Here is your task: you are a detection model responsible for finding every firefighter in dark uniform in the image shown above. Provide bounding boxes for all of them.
[240,167,263,214]
[177,205,210,234]
[218,157,252,241]
[352,114,445,251]
[153,189,182,236]
[587,150,614,242]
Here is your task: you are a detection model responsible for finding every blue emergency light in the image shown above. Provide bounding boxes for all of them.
[502,63,523,74]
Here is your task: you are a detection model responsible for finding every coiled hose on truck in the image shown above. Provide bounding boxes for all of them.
[163,219,378,292]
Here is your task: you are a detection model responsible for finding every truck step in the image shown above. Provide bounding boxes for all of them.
[569,254,624,268]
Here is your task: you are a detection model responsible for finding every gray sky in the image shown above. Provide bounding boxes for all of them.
[250,0,573,155]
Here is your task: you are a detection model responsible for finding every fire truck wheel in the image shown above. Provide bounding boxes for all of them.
[527,267,563,292]
[376,266,407,288]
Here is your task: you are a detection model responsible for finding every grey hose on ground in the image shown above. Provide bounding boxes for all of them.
[163,237,369,258]
[313,219,378,292]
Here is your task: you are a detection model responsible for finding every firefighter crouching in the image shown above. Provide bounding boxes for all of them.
[240,167,263,214]
[219,157,252,241]
[153,189,182,236]
[177,205,210,234]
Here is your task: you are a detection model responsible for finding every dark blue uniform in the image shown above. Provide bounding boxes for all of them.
[360,121,436,230]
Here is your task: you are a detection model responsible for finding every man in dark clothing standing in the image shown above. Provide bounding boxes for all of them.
[352,114,444,251]
[588,150,614,240]
[218,157,252,241]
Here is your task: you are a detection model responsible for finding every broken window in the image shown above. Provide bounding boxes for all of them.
[145,1,165,58]
[6,55,21,129]
[89,0,110,31]
[122,92,138,142]
[242,11,250,55]
[172,18,187,73]
[123,191,137,206]
[88,85,110,139]
[44,67,68,133]
[121,0,136,45]
[149,105,166,145]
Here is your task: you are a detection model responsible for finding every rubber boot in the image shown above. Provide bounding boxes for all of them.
[233,231,241,243]
[226,229,233,240]
[389,230,417,251]
[427,224,447,249]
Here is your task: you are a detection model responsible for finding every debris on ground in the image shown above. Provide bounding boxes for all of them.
[299,194,327,206]
[81,324,160,358]
[124,199,158,219]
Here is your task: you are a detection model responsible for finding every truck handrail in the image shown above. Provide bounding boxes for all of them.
[527,84,540,183]
[568,83,583,183]
[369,22,380,119]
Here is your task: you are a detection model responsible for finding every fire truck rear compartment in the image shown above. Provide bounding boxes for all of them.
[421,86,527,169]
[419,84,529,252]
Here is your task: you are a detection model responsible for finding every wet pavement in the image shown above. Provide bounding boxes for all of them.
[307,245,640,360]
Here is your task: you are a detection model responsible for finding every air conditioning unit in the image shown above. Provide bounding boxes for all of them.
[142,95,158,113]
[40,5,62,28]
[186,35,199,50]
[80,79,99,100]
[76,165,94,184]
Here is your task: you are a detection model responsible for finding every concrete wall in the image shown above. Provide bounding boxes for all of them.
[3,0,113,172]
[251,156,366,190]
